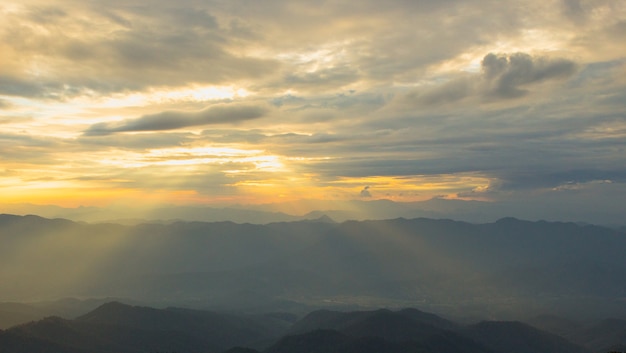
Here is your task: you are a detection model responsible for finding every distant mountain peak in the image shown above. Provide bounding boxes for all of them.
[91,301,132,311]
[495,216,523,224]
[312,214,335,223]
[77,301,142,323]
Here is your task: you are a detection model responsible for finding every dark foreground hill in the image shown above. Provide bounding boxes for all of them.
[268,308,492,353]
[272,308,594,353]
[463,320,589,353]
[528,316,626,352]
[1,303,604,353]
[3,302,292,353]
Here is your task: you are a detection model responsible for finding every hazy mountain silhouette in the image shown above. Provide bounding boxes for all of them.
[0,298,132,329]
[77,301,291,349]
[270,308,490,353]
[9,315,215,353]
[3,303,622,353]
[281,308,594,353]
[525,314,583,338]
[464,321,590,353]
[560,318,626,352]
[5,302,293,353]
[0,303,44,330]
[222,347,262,353]
[289,308,458,337]
[0,327,88,353]
[503,313,626,352]
[266,329,494,353]
[2,214,626,319]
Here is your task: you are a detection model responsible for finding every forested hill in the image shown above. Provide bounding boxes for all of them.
[4,302,621,353]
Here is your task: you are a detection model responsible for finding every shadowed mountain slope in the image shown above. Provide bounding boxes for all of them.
[0,328,87,353]
[265,329,492,353]
[2,303,617,353]
[6,302,292,353]
[464,321,590,353]
[278,308,492,353]
[569,318,626,352]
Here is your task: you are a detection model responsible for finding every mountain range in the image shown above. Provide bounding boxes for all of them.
[1,214,625,319]
[5,198,626,226]
[4,302,625,353]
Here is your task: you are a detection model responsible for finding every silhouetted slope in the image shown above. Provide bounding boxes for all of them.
[266,329,351,353]
[9,315,212,353]
[76,301,289,349]
[525,314,583,338]
[0,303,45,329]
[331,309,445,342]
[605,343,626,353]
[266,328,493,353]
[284,308,492,353]
[464,321,590,353]
[0,328,87,353]
[570,318,626,352]
[222,347,262,353]
[397,308,460,331]
[3,303,609,353]
[5,302,292,353]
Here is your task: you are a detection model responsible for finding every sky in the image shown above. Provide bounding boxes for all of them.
[1,0,625,218]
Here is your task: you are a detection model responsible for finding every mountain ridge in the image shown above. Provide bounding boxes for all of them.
[2,303,604,353]
[1,214,625,319]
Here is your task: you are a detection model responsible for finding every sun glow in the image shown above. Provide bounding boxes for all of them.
[73,85,252,109]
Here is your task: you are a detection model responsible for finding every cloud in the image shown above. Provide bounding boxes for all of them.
[0,3,278,97]
[400,52,578,107]
[481,52,578,99]
[0,133,66,165]
[84,103,270,136]
[0,75,52,98]
[410,75,475,105]
[561,0,586,24]
[360,185,372,197]
[492,168,626,192]
[283,65,360,91]
[77,132,193,150]
[2,0,626,219]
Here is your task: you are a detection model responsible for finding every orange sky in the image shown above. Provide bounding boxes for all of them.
[1,0,625,214]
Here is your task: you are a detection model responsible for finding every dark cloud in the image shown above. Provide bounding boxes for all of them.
[561,0,586,23]
[84,103,270,136]
[0,73,124,100]
[402,52,578,106]
[482,52,578,99]
[360,185,372,197]
[0,75,50,98]
[569,59,625,87]
[486,168,626,192]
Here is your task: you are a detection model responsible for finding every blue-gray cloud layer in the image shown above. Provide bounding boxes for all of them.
[84,104,270,135]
